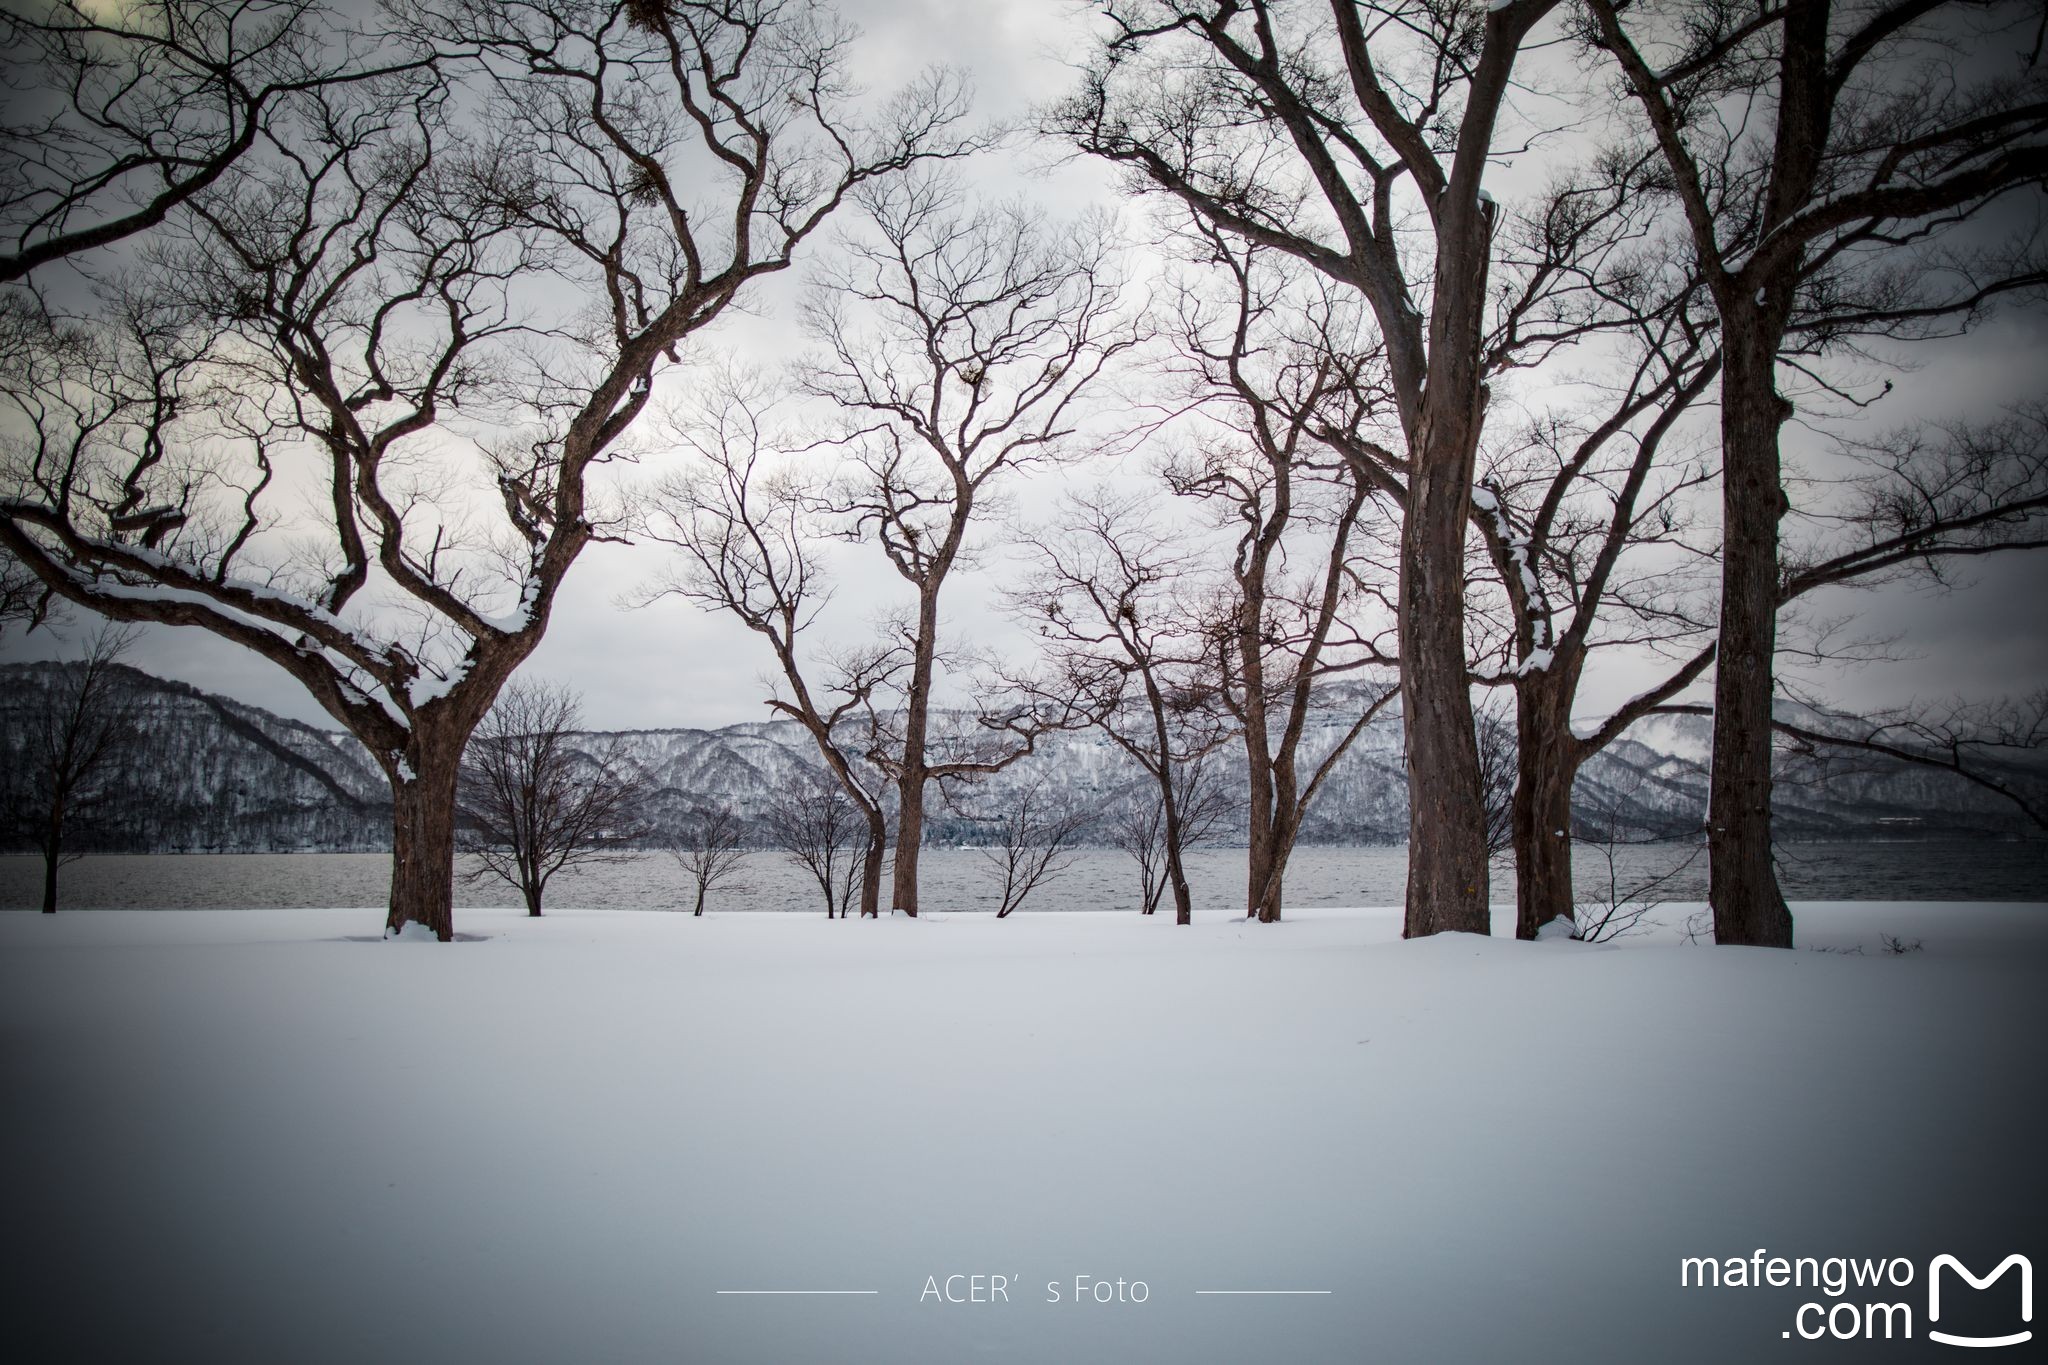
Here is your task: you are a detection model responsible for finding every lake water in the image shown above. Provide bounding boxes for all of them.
[3,840,2043,913]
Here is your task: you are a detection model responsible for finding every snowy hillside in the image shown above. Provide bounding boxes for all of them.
[0,663,2036,853]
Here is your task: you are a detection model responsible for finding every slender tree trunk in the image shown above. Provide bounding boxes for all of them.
[1244,799,1273,920]
[1165,866,1191,923]
[40,831,59,914]
[859,812,886,918]
[889,587,942,918]
[693,884,706,917]
[1161,801,1194,926]
[523,881,543,918]
[1708,324,1795,948]
[1242,718,1278,921]
[1513,680,1580,939]
[385,736,462,942]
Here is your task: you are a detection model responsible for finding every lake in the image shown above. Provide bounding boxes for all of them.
[3,840,2043,914]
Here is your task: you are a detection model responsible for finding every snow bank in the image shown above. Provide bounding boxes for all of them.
[3,903,2042,1363]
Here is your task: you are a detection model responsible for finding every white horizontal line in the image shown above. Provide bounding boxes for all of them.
[715,1290,880,1296]
[1195,1290,1332,1295]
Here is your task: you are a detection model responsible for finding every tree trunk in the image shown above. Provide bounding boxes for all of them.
[1164,846,1193,926]
[693,883,706,917]
[1250,812,1296,924]
[1254,861,1284,924]
[1400,401,1491,937]
[1243,740,1278,921]
[40,836,58,915]
[385,738,461,942]
[891,766,924,917]
[859,813,886,918]
[1708,324,1795,948]
[1152,745,1192,925]
[889,584,942,918]
[1513,681,1579,940]
[523,882,543,918]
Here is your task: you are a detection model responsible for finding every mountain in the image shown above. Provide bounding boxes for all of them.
[0,663,2036,854]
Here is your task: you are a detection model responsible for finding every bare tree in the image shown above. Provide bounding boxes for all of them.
[801,171,1136,915]
[963,776,1096,918]
[0,552,55,636]
[1106,757,1237,916]
[0,4,975,939]
[1585,0,2048,946]
[1055,0,1578,936]
[1160,233,1400,922]
[638,372,897,917]
[1,620,139,913]
[1474,696,1519,863]
[1107,788,1173,916]
[1579,400,2048,909]
[765,765,872,918]
[1571,837,1701,945]
[457,678,651,917]
[1451,196,1724,939]
[674,807,747,917]
[1782,695,2048,834]
[1461,187,2048,941]
[1017,491,1236,924]
[0,0,415,282]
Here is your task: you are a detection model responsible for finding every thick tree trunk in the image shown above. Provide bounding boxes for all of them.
[891,767,924,917]
[1513,682,1580,940]
[1399,221,1493,936]
[1400,430,1490,937]
[1249,814,1296,923]
[523,882,543,917]
[385,738,461,942]
[1708,327,1795,948]
[1253,860,1285,923]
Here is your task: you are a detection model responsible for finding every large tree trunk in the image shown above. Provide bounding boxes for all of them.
[1708,325,1795,948]
[891,766,924,917]
[1252,858,1285,924]
[1400,423,1490,937]
[385,736,462,942]
[1399,203,1494,937]
[1250,811,1298,924]
[1513,680,1580,940]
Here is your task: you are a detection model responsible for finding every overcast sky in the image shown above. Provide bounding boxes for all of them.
[4,0,2045,736]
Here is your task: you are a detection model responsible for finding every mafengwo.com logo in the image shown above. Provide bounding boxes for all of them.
[1679,1250,2031,1346]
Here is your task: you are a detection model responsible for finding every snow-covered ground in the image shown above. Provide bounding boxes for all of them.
[4,904,2043,1364]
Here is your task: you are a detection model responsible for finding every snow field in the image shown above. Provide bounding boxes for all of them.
[3,902,2042,1363]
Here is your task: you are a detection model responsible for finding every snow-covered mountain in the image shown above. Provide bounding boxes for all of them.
[0,662,2035,853]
